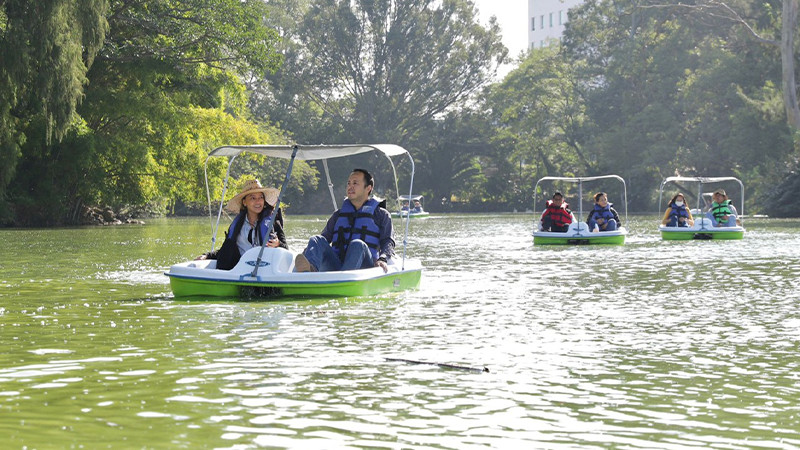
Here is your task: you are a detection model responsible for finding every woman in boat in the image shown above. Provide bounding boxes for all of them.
[661,193,694,227]
[411,200,423,213]
[586,192,621,232]
[540,191,572,232]
[196,179,287,270]
[706,189,739,227]
[294,168,394,273]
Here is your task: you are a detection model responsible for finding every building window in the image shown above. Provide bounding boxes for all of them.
[540,15,544,29]
[559,10,563,25]
[531,17,535,31]
[549,13,553,27]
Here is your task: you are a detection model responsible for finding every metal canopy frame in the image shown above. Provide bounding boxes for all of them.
[658,176,744,224]
[202,144,416,269]
[533,175,629,227]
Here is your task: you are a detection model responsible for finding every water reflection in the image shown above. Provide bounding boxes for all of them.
[1,216,800,447]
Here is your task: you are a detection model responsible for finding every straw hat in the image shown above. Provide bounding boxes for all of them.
[225,179,279,213]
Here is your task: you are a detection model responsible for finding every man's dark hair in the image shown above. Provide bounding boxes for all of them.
[553,191,563,199]
[352,168,374,187]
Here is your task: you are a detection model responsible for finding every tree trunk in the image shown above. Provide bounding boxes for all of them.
[782,0,800,128]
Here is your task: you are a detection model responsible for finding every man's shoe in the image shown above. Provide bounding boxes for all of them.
[294,253,317,272]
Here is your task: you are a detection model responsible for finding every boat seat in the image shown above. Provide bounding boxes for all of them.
[567,221,591,233]
[692,217,713,229]
[233,247,294,274]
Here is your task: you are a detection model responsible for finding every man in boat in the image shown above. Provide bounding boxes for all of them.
[411,199,423,213]
[539,191,572,232]
[295,168,394,273]
[706,189,739,227]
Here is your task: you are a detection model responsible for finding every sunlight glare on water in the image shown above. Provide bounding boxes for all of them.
[1,215,800,448]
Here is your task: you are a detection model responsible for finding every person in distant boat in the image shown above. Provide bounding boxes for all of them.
[411,199,423,213]
[196,179,287,270]
[586,191,621,232]
[401,200,410,211]
[706,189,739,227]
[661,193,694,227]
[540,191,572,232]
[294,168,394,273]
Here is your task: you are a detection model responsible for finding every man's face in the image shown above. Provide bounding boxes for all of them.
[552,196,563,206]
[347,171,371,204]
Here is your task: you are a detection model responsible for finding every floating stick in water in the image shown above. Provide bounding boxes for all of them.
[385,357,489,373]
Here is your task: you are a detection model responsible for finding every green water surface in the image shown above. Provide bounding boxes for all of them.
[1,215,799,448]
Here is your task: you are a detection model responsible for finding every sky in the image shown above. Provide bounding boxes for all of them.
[471,1,528,60]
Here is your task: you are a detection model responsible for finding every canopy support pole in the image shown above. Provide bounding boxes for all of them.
[250,145,299,278]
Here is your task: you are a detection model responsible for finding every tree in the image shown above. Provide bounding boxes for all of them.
[485,44,590,207]
[0,0,108,220]
[561,0,793,210]
[255,0,506,145]
[4,0,287,225]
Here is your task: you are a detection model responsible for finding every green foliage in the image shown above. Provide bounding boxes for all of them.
[3,0,288,225]
[255,0,506,145]
[558,0,793,211]
[0,0,108,215]
[485,45,590,205]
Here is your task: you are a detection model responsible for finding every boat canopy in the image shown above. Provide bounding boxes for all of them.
[207,144,409,160]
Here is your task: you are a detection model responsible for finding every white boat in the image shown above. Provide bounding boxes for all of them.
[532,175,628,245]
[658,176,745,240]
[165,144,423,298]
[391,194,430,219]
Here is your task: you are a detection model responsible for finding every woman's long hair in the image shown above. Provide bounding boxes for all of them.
[669,193,685,206]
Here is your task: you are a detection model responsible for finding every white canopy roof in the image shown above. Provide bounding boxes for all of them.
[208,144,409,160]
[536,175,626,184]
[660,176,743,185]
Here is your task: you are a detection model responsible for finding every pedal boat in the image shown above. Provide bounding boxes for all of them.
[167,246,422,297]
[391,194,430,219]
[165,144,424,298]
[658,176,745,241]
[532,175,628,245]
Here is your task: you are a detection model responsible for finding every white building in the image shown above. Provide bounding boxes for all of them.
[528,0,584,49]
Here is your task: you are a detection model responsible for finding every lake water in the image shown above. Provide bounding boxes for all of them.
[1,214,800,448]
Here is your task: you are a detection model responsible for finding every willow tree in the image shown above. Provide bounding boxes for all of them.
[0,0,108,219]
[2,0,286,225]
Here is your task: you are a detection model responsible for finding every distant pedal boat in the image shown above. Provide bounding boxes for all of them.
[659,217,744,241]
[391,194,430,219]
[533,221,627,245]
[532,174,628,246]
[657,176,746,241]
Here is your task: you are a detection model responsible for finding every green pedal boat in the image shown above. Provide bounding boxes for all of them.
[532,175,629,245]
[658,176,746,241]
[165,144,423,298]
